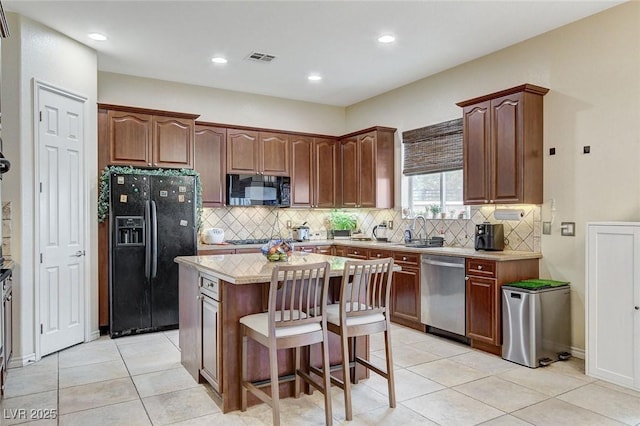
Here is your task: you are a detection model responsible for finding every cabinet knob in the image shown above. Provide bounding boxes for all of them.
[484,200,489,203]
[377,254,381,258]
[154,163,158,167]
[148,162,152,166]
[465,276,469,281]
[489,200,494,203]
[354,251,358,254]
[477,265,483,270]
[403,256,407,261]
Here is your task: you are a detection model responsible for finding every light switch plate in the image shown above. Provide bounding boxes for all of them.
[561,222,576,236]
[543,222,552,235]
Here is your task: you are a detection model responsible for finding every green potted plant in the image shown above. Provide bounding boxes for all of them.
[329,210,357,239]
[429,204,441,219]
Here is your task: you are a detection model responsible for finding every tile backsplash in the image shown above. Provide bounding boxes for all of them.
[3,201,11,259]
[201,204,540,252]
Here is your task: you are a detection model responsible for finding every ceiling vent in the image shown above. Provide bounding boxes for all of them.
[246,52,276,63]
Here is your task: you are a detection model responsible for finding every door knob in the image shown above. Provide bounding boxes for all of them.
[72,250,86,257]
[635,306,639,310]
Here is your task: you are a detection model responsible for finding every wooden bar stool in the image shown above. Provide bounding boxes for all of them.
[320,257,396,420]
[240,262,333,426]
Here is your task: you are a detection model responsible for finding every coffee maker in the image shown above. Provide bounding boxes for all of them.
[474,222,505,251]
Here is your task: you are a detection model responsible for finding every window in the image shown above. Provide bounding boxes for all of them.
[407,170,468,219]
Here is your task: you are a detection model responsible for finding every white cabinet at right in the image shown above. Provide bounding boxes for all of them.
[586,222,640,391]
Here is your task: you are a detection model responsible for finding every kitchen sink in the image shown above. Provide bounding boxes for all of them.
[404,237,444,248]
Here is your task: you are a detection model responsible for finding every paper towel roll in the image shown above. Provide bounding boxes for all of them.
[494,209,525,221]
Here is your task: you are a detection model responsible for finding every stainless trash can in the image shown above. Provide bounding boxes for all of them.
[502,280,571,368]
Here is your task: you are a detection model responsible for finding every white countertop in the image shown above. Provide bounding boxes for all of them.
[197,239,542,262]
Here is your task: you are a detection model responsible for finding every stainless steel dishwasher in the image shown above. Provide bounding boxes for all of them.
[421,255,467,338]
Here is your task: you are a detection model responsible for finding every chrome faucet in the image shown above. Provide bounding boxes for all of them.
[412,215,427,241]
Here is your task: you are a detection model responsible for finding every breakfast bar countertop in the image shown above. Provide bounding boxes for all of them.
[175,252,376,284]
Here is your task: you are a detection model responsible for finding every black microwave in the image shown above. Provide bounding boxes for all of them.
[226,174,290,207]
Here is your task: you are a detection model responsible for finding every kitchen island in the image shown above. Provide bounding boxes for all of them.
[175,252,379,413]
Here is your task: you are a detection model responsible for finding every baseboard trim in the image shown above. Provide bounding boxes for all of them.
[8,352,36,368]
[88,330,101,341]
[571,346,585,359]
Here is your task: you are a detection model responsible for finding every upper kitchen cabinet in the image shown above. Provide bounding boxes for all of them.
[290,135,337,208]
[226,128,289,176]
[102,104,199,169]
[457,84,548,205]
[194,123,226,207]
[338,127,395,208]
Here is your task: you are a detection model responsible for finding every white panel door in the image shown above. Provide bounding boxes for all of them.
[38,85,86,356]
[586,223,640,390]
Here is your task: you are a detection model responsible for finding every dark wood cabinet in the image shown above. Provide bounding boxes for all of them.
[390,251,423,330]
[314,138,338,207]
[261,132,289,176]
[458,84,548,205]
[194,124,226,207]
[107,110,152,167]
[227,129,289,176]
[226,129,259,174]
[338,127,395,208]
[290,136,338,208]
[466,274,497,344]
[200,291,221,392]
[104,105,197,169]
[290,136,314,207]
[465,257,539,355]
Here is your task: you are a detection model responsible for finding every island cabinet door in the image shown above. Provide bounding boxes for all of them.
[178,266,200,381]
[200,295,220,392]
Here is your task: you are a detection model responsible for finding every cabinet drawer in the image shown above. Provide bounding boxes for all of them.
[315,245,334,255]
[200,274,219,300]
[295,245,315,253]
[369,249,392,259]
[345,246,368,259]
[393,251,420,267]
[466,258,496,278]
[198,249,236,255]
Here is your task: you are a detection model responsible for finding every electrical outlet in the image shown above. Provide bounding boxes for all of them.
[286,220,292,229]
[388,220,393,230]
[543,222,552,235]
[561,222,576,236]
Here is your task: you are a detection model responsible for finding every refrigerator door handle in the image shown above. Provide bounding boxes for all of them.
[151,200,158,279]
[144,200,151,280]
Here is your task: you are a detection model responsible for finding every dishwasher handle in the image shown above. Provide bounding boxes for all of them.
[422,258,465,269]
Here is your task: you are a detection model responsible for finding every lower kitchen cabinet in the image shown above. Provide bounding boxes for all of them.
[178,267,222,393]
[200,283,221,392]
[391,251,423,331]
[465,257,538,355]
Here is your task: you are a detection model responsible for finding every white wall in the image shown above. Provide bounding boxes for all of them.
[1,14,98,364]
[346,2,640,352]
[98,72,346,136]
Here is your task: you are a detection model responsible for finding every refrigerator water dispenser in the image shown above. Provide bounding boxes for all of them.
[116,216,145,246]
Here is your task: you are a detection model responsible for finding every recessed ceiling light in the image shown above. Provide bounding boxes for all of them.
[308,74,322,82]
[88,33,107,41]
[211,56,228,64]
[377,34,395,44]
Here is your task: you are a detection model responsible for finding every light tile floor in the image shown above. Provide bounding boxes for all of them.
[1,324,639,425]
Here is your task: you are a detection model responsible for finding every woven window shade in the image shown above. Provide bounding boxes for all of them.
[402,118,463,176]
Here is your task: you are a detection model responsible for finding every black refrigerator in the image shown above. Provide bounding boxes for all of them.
[109,172,197,337]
